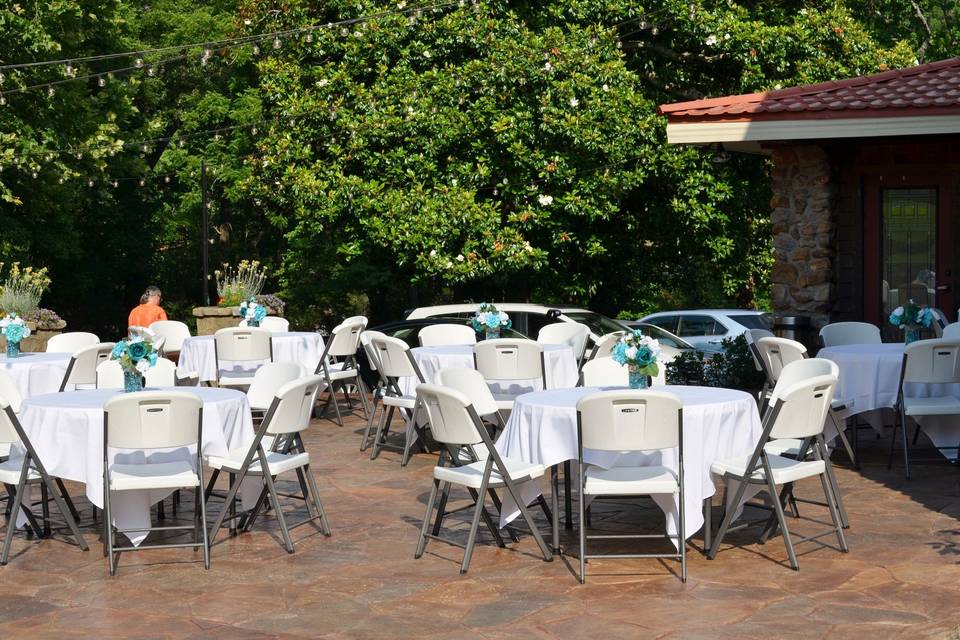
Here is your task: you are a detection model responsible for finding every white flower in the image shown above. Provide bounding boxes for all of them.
[538,194,553,206]
[524,241,533,252]
[625,346,638,360]
[316,78,329,87]
[602,83,609,92]
[892,306,904,317]
[456,254,465,262]
[705,35,717,46]
[569,97,579,108]
[423,49,432,59]
[130,335,144,345]
[136,359,151,374]
[543,61,553,71]
[397,0,406,7]
[429,249,437,257]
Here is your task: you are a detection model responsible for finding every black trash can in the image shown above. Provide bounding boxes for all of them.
[773,315,817,353]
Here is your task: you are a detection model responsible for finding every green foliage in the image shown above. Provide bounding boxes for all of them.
[703,334,767,391]
[665,349,706,386]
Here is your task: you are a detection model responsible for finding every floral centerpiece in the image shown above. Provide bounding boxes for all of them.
[611,330,662,389]
[215,260,267,307]
[0,313,31,358]
[889,300,934,344]
[240,297,267,327]
[470,303,511,340]
[111,335,158,392]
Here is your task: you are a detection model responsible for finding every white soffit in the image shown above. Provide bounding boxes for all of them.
[666,115,960,144]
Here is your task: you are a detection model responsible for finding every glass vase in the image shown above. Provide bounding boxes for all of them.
[5,340,20,358]
[905,327,921,345]
[485,328,500,340]
[628,364,649,390]
[123,369,144,393]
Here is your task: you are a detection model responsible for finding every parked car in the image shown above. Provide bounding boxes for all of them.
[632,309,772,355]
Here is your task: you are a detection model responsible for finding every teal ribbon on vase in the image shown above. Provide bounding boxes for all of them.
[1,313,31,358]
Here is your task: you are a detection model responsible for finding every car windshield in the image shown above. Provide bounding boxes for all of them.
[728,314,772,330]
[563,311,629,336]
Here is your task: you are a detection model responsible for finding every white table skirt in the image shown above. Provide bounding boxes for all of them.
[1,352,72,399]
[401,343,579,395]
[820,343,960,459]
[15,387,254,545]
[179,332,325,382]
[495,385,763,539]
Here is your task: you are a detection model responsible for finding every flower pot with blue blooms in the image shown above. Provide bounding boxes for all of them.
[240,297,267,328]
[889,300,934,344]
[1,313,31,358]
[612,331,662,390]
[470,303,511,341]
[111,336,158,392]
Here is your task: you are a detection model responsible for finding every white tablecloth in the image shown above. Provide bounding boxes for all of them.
[495,385,763,539]
[402,344,579,394]
[15,387,254,545]
[0,352,72,399]
[179,332,325,382]
[820,343,960,459]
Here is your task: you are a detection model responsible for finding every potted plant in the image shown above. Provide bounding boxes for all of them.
[193,260,270,335]
[0,263,64,352]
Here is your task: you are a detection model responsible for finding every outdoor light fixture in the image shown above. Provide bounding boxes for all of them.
[708,142,731,164]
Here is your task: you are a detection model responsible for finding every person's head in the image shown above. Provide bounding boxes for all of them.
[140,286,162,305]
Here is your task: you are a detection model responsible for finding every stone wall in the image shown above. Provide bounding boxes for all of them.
[769,144,836,328]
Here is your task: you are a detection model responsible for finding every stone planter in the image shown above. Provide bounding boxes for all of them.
[192,306,280,336]
[0,320,66,353]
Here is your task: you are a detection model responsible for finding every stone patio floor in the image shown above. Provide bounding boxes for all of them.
[1,405,960,639]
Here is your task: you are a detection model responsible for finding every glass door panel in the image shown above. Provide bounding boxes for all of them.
[882,188,937,340]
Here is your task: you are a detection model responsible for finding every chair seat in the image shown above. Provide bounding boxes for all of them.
[219,373,257,387]
[382,394,416,409]
[764,438,804,458]
[903,396,960,416]
[584,465,678,496]
[207,448,310,476]
[0,459,40,485]
[711,453,825,485]
[327,367,359,381]
[110,460,199,491]
[434,456,544,489]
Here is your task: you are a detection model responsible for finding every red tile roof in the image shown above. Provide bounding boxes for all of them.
[659,57,960,122]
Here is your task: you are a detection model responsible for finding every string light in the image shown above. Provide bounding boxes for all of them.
[98,76,107,87]
[134,58,144,68]
[0,96,6,106]
[273,36,282,49]
[47,86,55,97]
[252,44,260,55]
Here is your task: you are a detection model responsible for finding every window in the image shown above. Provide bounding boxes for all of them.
[677,315,723,337]
[727,314,772,330]
[563,311,630,336]
[646,315,679,334]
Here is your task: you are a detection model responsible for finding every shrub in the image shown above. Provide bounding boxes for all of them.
[215,261,266,307]
[0,262,51,317]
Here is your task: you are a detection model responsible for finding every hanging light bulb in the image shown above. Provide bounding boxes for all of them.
[45,153,53,162]
[134,58,144,68]
[251,126,258,135]
[164,175,171,183]
[201,48,212,65]
[147,67,156,77]
[75,151,83,159]
[142,143,149,153]
[0,95,6,106]
[0,71,5,84]
[88,179,94,187]
[65,63,74,76]
[138,178,146,187]
[112,180,119,188]
[47,86,56,97]
[31,171,38,179]
[305,32,313,43]
[58,177,64,184]
[273,36,282,49]
[98,75,107,87]
[252,44,260,55]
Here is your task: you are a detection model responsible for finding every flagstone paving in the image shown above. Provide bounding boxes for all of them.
[1,407,959,639]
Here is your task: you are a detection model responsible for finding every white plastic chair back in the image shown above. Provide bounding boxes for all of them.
[104,391,203,449]
[370,335,419,379]
[819,321,881,347]
[474,339,544,382]
[64,343,116,389]
[418,324,477,347]
[148,320,191,352]
[767,371,837,440]
[240,316,290,332]
[0,370,23,413]
[214,327,272,362]
[943,323,960,340]
[263,375,324,435]
[581,357,628,387]
[326,320,365,358]
[46,331,99,353]
[152,335,166,354]
[577,390,682,451]
[537,322,590,361]
[360,330,387,374]
[435,367,499,417]
[930,308,948,337]
[756,337,807,384]
[745,329,775,373]
[247,362,305,410]
[589,332,625,359]
[415,384,483,446]
[96,360,125,389]
[342,315,369,329]
[143,358,178,387]
[902,339,960,385]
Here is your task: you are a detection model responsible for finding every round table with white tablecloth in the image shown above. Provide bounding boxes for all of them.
[178,331,325,382]
[0,352,72,400]
[495,385,763,539]
[14,387,255,545]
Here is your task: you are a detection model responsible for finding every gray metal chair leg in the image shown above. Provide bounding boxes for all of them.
[303,463,332,536]
[460,470,492,574]
[262,471,294,553]
[415,479,440,559]
[819,468,849,553]
[762,461,798,570]
[432,482,451,536]
[1,465,31,565]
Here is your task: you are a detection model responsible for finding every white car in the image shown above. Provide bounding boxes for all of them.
[634,309,772,354]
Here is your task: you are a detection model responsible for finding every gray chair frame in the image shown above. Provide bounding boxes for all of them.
[314,324,369,426]
[59,343,115,392]
[368,343,429,466]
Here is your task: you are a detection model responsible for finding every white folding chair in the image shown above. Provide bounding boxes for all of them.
[418,324,477,347]
[213,327,273,389]
[60,342,116,391]
[580,357,628,387]
[0,390,88,564]
[888,338,960,479]
[819,322,881,347]
[148,320,191,358]
[342,315,369,328]
[414,384,553,574]
[359,330,388,452]
[942,322,960,340]
[745,328,775,375]
[537,322,591,363]
[368,335,429,466]
[46,331,99,353]
[96,360,125,389]
[707,364,848,570]
[143,358,179,387]
[314,319,368,425]
[576,389,686,583]
[247,362,305,414]
[473,339,546,410]
[240,316,290,333]
[585,331,626,361]
[206,376,329,553]
[101,391,206,575]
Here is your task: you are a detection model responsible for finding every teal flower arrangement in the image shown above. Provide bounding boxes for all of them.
[1,313,31,357]
[470,303,511,339]
[611,330,662,389]
[240,297,267,327]
[111,335,158,391]
[889,299,934,344]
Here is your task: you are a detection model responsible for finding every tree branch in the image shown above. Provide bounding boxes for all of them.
[910,0,933,61]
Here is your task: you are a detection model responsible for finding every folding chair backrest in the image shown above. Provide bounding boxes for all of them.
[47,331,99,353]
[819,321,881,347]
[0,371,23,415]
[745,328,775,373]
[143,358,179,387]
[149,320,191,352]
[104,391,203,449]
[263,375,324,435]
[537,322,591,361]
[96,360,125,389]
[342,315,369,329]
[415,384,483,446]
[770,358,837,403]
[214,327,272,362]
[435,367,499,417]
[360,330,387,373]
[325,320,364,358]
[756,337,807,384]
[247,362,305,410]
[474,339,544,382]
[241,316,290,332]
[64,342,116,389]
[942,322,960,340]
[902,339,960,385]
[930,308,948,337]
[767,372,837,440]
[418,324,477,347]
[370,335,420,380]
[589,332,626,360]
[580,357,628,387]
[577,390,682,452]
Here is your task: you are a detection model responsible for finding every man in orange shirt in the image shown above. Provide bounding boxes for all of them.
[128,286,168,328]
